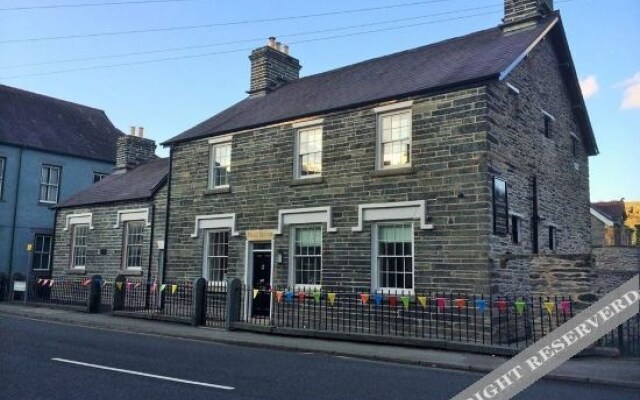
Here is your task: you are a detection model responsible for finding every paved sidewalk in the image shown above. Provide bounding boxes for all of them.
[1,303,638,389]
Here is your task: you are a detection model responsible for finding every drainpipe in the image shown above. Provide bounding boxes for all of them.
[161,146,173,284]
[8,146,24,279]
[145,203,156,309]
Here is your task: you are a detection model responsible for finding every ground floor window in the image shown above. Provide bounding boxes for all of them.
[374,222,414,291]
[33,234,53,271]
[71,224,88,268]
[292,226,322,287]
[124,221,144,269]
[205,230,229,282]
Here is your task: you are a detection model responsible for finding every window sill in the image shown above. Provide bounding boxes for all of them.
[371,166,414,178]
[291,176,324,186]
[120,270,143,277]
[67,268,86,275]
[204,186,232,195]
[38,201,57,207]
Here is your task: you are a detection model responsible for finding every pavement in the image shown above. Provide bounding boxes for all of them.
[1,302,639,390]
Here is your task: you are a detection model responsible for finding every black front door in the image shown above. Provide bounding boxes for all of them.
[251,250,272,317]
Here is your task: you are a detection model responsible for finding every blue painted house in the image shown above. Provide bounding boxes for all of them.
[0,84,123,281]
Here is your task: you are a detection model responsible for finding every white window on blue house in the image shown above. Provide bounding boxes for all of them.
[209,142,231,189]
[40,164,61,204]
[373,222,414,292]
[124,221,144,270]
[71,224,88,269]
[0,157,5,200]
[295,126,322,179]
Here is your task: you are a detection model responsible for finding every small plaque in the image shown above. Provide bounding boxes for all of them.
[245,229,275,242]
[13,281,26,292]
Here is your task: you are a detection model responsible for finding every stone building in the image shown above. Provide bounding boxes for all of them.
[51,131,168,282]
[160,0,598,312]
[590,200,632,247]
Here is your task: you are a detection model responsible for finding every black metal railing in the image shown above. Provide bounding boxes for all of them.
[205,282,227,328]
[116,278,194,322]
[598,313,640,356]
[27,277,91,308]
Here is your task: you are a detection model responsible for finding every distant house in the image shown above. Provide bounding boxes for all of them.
[591,201,633,247]
[51,134,168,282]
[0,84,123,282]
[624,201,640,246]
[160,0,598,312]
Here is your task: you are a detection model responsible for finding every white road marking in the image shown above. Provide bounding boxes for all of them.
[51,358,234,390]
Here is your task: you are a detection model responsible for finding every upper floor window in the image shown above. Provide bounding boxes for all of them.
[295,126,322,179]
[124,221,144,270]
[511,215,521,244]
[291,226,322,288]
[378,110,412,169]
[40,164,61,204]
[493,178,509,236]
[0,157,5,200]
[571,135,579,157]
[93,172,109,183]
[209,141,231,189]
[33,234,53,271]
[71,224,88,269]
[548,226,557,250]
[542,110,555,138]
[374,222,414,292]
[204,230,229,282]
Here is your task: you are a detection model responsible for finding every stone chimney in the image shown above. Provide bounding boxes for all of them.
[248,37,301,96]
[114,126,157,173]
[502,0,554,32]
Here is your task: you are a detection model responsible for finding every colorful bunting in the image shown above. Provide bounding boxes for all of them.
[115,282,123,291]
[126,282,133,289]
[327,292,336,306]
[515,300,526,315]
[102,280,109,288]
[417,296,428,309]
[276,291,284,303]
[360,293,369,305]
[312,291,321,303]
[297,291,306,301]
[475,299,487,313]
[134,282,141,288]
[561,300,571,313]
[374,293,383,306]
[150,283,157,293]
[159,284,167,292]
[82,278,91,286]
[496,299,507,312]
[544,301,555,314]
[389,296,397,307]
[454,298,465,310]
[436,297,446,312]
[171,284,178,294]
[37,279,43,284]
[400,296,410,310]
[253,289,259,299]
[285,291,294,302]
[49,280,55,287]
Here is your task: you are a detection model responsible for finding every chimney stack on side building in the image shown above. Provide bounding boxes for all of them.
[114,126,157,173]
[502,0,554,32]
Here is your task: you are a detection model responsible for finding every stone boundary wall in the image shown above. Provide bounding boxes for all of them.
[593,246,640,296]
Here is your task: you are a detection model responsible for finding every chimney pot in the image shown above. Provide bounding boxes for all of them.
[248,38,301,96]
[138,127,144,138]
[130,126,136,136]
[283,44,290,55]
[268,37,276,48]
[276,41,282,52]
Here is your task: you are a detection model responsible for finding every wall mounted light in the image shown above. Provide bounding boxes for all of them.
[276,250,283,264]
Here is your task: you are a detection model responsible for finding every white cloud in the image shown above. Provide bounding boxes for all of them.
[616,73,640,110]
[579,75,599,99]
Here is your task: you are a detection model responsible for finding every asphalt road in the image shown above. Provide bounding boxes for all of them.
[0,315,637,400]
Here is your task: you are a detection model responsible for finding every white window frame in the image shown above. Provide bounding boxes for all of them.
[294,125,323,179]
[203,229,230,284]
[0,157,5,200]
[371,221,415,294]
[40,164,61,204]
[289,225,323,290]
[32,234,53,271]
[376,107,412,170]
[208,138,232,189]
[71,224,89,269]
[123,220,145,270]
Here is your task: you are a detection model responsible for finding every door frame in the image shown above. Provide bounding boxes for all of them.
[244,239,274,319]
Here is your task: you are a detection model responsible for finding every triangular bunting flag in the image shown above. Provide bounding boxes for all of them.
[454,298,465,310]
[496,299,507,312]
[436,297,446,312]
[102,280,109,288]
[37,279,43,284]
[360,293,369,305]
[515,300,526,315]
[374,293,383,306]
[389,296,397,307]
[312,291,321,303]
[544,301,555,314]
[276,291,284,303]
[134,282,141,288]
[126,282,133,289]
[150,283,157,293]
[82,279,91,286]
[159,284,167,292]
[49,280,55,287]
[285,291,294,302]
[417,296,428,309]
[561,300,571,313]
[116,282,123,291]
[171,284,178,294]
[400,296,410,310]
[327,292,336,306]
[475,299,487,313]
[297,291,306,301]
[253,289,259,299]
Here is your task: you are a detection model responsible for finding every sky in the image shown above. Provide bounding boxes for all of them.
[1,0,639,201]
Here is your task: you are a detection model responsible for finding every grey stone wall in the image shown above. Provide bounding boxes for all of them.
[166,86,494,293]
[249,46,301,96]
[593,246,640,296]
[115,135,157,172]
[52,186,166,281]
[503,0,553,26]
[487,38,592,257]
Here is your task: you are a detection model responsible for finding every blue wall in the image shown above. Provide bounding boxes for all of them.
[0,143,114,277]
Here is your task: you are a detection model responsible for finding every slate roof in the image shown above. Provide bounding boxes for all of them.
[591,201,627,224]
[56,158,169,208]
[166,14,563,146]
[0,84,123,162]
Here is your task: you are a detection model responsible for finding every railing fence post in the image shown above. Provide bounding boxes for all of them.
[113,274,126,312]
[87,275,102,313]
[226,278,242,330]
[618,324,625,356]
[192,277,207,326]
